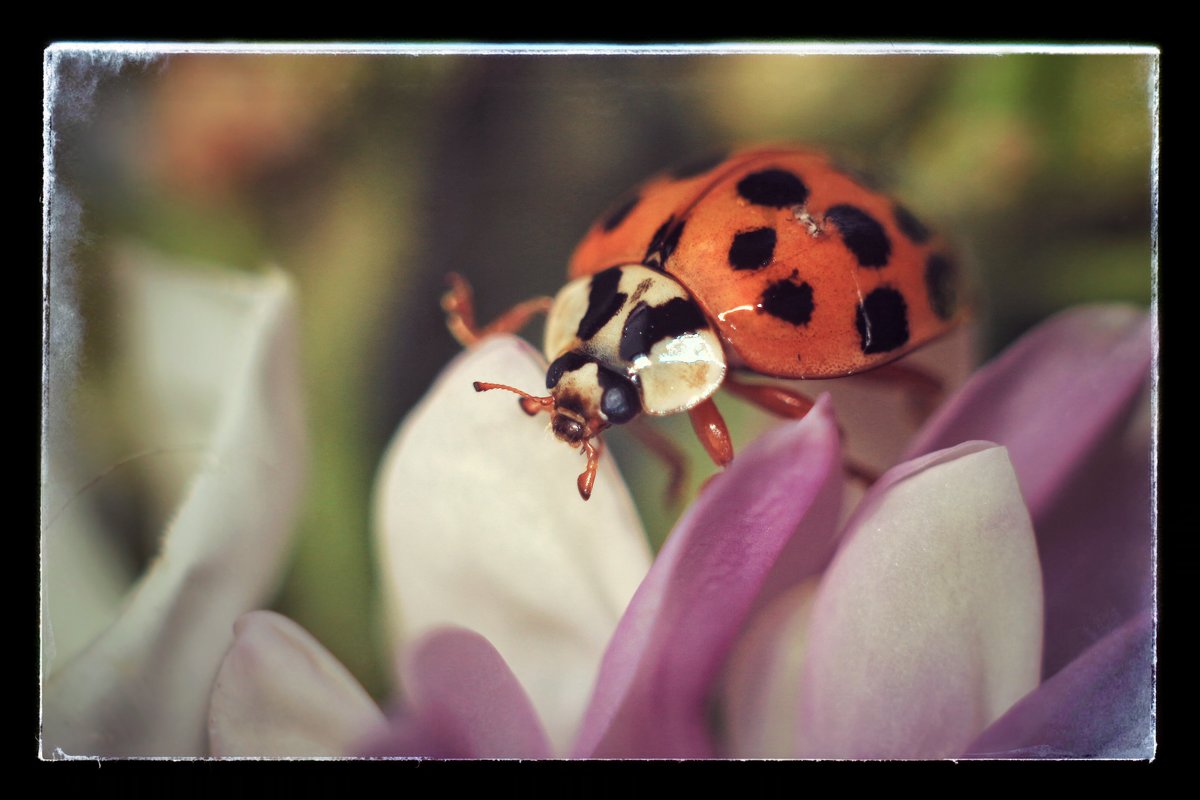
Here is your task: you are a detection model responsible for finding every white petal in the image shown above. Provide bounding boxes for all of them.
[209,612,385,757]
[42,250,306,757]
[795,444,1044,758]
[375,336,652,752]
[721,579,821,758]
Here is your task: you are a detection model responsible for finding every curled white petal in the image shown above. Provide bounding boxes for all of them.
[794,444,1043,758]
[42,250,306,757]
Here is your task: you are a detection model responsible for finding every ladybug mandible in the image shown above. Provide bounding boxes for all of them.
[443,146,962,500]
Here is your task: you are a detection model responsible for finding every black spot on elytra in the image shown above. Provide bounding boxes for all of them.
[644,216,686,269]
[545,351,593,389]
[893,204,931,244]
[760,276,815,326]
[602,193,640,232]
[646,218,670,254]
[728,227,777,271]
[670,151,729,180]
[856,287,910,354]
[576,267,627,341]
[736,169,809,208]
[826,205,892,268]
[925,253,958,320]
[597,366,640,424]
[619,298,708,363]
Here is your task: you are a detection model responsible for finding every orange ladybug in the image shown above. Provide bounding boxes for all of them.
[444,146,962,500]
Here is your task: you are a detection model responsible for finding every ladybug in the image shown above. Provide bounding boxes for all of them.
[443,146,961,500]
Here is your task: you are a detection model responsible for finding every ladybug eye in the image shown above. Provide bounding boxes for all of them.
[600,380,639,425]
[596,365,640,425]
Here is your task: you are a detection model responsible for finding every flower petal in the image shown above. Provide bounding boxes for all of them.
[573,398,843,758]
[723,443,1003,758]
[42,253,306,757]
[360,628,552,759]
[905,306,1152,677]
[795,444,1043,758]
[1034,386,1152,677]
[208,611,385,757]
[906,305,1150,520]
[967,610,1154,758]
[374,335,652,752]
[721,578,821,758]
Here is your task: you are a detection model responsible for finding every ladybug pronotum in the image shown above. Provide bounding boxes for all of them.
[443,146,962,500]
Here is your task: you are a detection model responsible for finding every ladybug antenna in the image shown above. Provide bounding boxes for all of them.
[473,381,555,416]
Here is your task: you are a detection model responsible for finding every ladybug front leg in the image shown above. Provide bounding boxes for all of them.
[443,273,553,347]
[688,397,734,468]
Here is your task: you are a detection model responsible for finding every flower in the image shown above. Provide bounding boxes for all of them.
[208,304,1153,759]
[41,250,306,758]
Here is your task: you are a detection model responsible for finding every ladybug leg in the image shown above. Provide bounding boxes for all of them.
[723,374,814,419]
[725,374,880,486]
[482,296,555,339]
[577,437,605,501]
[628,419,688,505]
[688,397,734,468]
[443,273,553,347]
[442,273,480,344]
[858,362,944,420]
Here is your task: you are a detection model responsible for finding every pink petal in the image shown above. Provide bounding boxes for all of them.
[208,612,385,757]
[1034,389,1152,677]
[967,610,1154,758]
[572,398,843,758]
[795,444,1043,759]
[360,628,552,759]
[374,336,651,752]
[905,305,1150,519]
[905,306,1152,677]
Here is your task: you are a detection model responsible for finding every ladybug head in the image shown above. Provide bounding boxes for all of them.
[544,351,641,427]
[471,379,607,500]
[472,351,642,500]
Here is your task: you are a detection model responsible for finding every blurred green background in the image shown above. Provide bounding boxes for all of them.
[47,48,1155,698]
